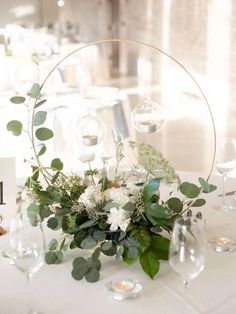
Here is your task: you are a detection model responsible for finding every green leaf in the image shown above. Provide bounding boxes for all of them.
[85,268,100,283]
[74,230,86,248]
[199,177,217,193]
[127,247,139,259]
[78,220,97,230]
[73,257,89,275]
[167,197,183,213]
[27,83,41,99]
[87,257,101,270]
[45,251,57,264]
[150,235,170,251]
[101,243,117,256]
[190,198,206,207]
[7,120,23,136]
[34,99,47,108]
[71,269,84,281]
[116,246,124,260]
[35,127,53,141]
[180,182,201,198]
[139,250,160,279]
[55,251,63,263]
[92,248,101,261]
[51,171,60,184]
[101,241,112,251]
[27,203,40,226]
[80,237,97,249]
[10,96,25,104]
[146,203,171,219]
[33,111,47,126]
[93,230,106,241]
[51,158,63,171]
[48,239,58,251]
[47,217,59,230]
[143,178,160,203]
[37,144,46,157]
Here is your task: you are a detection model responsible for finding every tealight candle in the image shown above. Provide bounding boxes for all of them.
[82,135,98,146]
[140,121,157,133]
[107,279,142,301]
[211,236,232,252]
[113,280,135,293]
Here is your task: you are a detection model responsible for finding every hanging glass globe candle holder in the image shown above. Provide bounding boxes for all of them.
[76,113,106,146]
[132,98,165,134]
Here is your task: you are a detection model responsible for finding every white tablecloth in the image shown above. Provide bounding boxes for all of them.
[1,172,236,314]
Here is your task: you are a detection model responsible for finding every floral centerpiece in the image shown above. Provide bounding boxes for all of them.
[7,83,216,283]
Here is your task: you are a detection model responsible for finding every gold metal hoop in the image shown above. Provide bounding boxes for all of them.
[40,39,216,181]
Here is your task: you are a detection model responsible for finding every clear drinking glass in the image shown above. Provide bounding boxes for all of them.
[169,217,205,314]
[216,138,236,211]
[8,213,45,314]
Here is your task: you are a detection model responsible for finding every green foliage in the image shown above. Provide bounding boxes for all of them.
[27,83,41,99]
[33,111,47,126]
[34,99,47,108]
[139,250,160,279]
[37,144,46,157]
[142,178,160,203]
[35,127,54,141]
[51,158,63,171]
[199,177,217,193]
[180,182,201,198]
[7,120,23,136]
[10,96,25,104]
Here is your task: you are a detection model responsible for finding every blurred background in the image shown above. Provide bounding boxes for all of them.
[0,0,235,179]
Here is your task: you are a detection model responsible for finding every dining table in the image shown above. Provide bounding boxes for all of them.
[0,171,236,314]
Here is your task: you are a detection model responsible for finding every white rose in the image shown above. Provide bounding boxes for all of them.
[107,207,131,232]
[79,184,105,210]
[79,153,95,163]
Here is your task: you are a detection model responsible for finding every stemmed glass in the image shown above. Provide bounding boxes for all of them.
[9,213,45,314]
[169,216,205,314]
[215,138,236,211]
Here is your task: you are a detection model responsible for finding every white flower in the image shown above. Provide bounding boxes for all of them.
[49,203,61,213]
[79,153,95,163]
[79,184,105,210]
[105,187,130,206]
[107,207,131,231]
[126,183,139,203]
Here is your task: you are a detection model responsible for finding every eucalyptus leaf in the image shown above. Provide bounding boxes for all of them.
[10,96,25,104]
[37,144,46,157]
[47,217,59,230]
[80,237,97,249]
[101,241,112,251]
[45,251,57,264]
[71,269,84,281]
[34,99,47,108]
[85,267,100,283]
[167,197,183,213]
[190,198,206,207]
[27,83,41,99]
[48,239,58,251]
[127,246,139,259]
[6,120,23,136]
[146,203,171,219]
[35,127,53,141]
[51,158,63,171]
[73,257,89,275]
[142,178,160,203]
[55,251,63,264]
[180,182,201,199]
[33,111,47,126]
[87,257,101,270]
[116,246,124,260]
[93,230,106,241]
[199,177,217,193]
[79,220,97,230]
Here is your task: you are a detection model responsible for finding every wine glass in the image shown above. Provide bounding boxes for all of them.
[169,216,205,314]
[216,138,236,211]
[9,213,45,314]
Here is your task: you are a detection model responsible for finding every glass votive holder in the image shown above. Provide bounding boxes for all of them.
[210,235,233,252]
[107,279,142,301]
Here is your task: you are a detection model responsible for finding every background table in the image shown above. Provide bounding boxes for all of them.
[0,172,236,314]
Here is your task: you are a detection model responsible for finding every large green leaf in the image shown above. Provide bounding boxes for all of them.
[150,235,170,251]
[27,83,41,99]
[180,182,201,198]
[139,250,160,279]
[142,178,160,203]
[146,203,171,219]
[80,237,97,249]
[73,257,89,275]
[85,268,100,283]
[35,127,53,141]
[10,96,25,104]
[33,111,47,126]
[199,177,217,193]
[7,120,23,136]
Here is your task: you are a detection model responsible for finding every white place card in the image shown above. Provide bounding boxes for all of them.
[0,158,16,221]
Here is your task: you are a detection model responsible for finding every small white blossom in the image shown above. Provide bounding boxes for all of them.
[49,203,61,213]
[79,153,95,163]
[79,184,105,210]
[107,207,131,231]
[105,187,130,206]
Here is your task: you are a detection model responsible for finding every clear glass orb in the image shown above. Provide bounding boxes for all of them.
[132,98,165,134]
[76,114,106,146]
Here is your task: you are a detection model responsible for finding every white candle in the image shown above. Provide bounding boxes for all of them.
[113,280,134,293]
[212,236,231,252]
[82,135,98,146]
[140,121,157,133]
